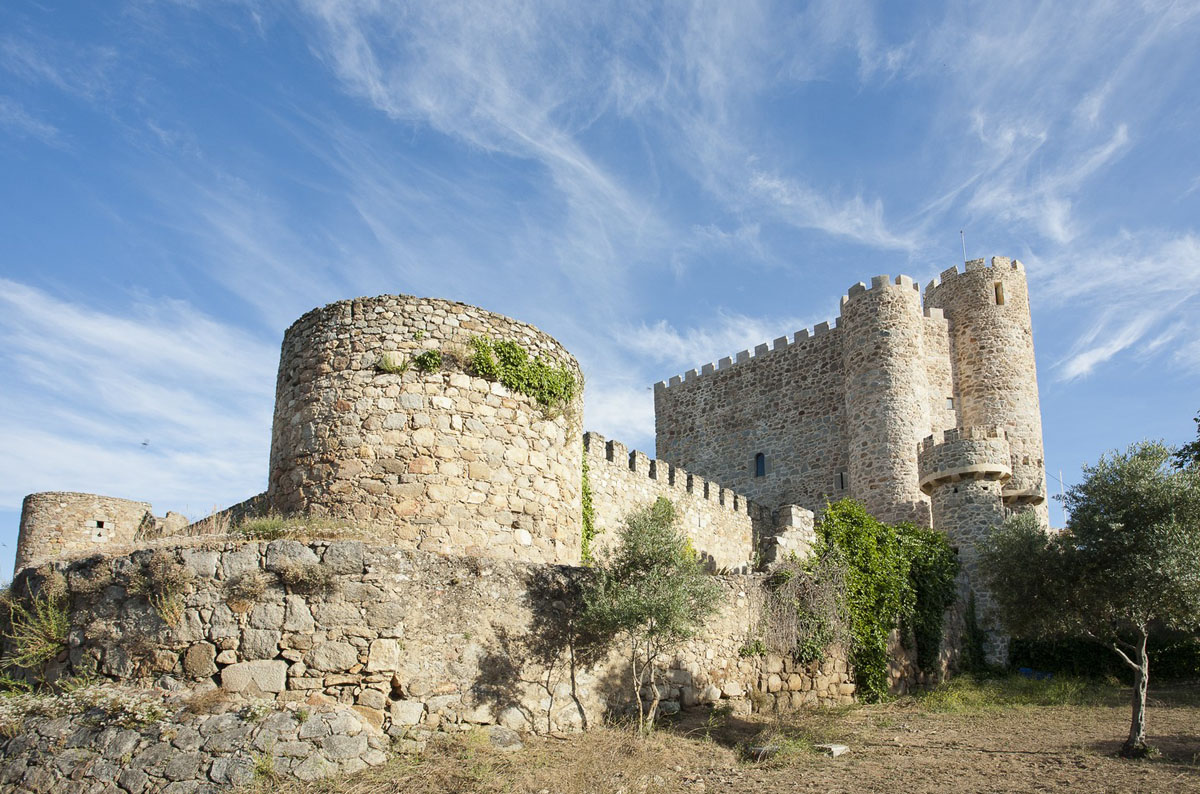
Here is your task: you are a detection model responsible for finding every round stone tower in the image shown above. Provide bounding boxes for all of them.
[918,426,1012,664]
[839,274,932,526]
[925,257,1048,523]
[267,295,584,565]
[16,492,153,574]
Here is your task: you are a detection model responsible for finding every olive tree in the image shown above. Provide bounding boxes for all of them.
[981,441,1200,757]
[579,497,722,733]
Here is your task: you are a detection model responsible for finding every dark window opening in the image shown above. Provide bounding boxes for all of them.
[836,472,847,490]
[994,282,1005,305]
[754,453,765,477]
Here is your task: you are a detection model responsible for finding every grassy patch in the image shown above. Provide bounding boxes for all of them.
[233,513,359,542]
[915,674,1118,712]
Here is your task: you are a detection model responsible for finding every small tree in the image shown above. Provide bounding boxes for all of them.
[981,442,1200,757]
[1174,410,1200,468]
[580,498,722,732]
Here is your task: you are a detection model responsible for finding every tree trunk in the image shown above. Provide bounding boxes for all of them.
[1120,632,1150,758]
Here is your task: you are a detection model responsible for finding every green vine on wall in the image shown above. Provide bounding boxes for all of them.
[813,499,959,701]
[581,446,597,562]
[468,336,578,411]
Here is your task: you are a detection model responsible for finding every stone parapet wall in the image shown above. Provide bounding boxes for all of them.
[583,433,766,572]
[12,540,855,746]
[16,492,154,575]
[267,295,584,565]
[917,426,1012,493]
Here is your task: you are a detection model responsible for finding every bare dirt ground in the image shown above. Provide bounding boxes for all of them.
[259,680,1200,794]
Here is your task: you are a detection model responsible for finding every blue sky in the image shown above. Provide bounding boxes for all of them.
[2,1,1199,576]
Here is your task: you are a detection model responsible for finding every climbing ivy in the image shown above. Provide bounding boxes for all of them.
[815,500,913,702]
[467,336,578,411]
[814,501,961,699]
[581,446,597,562]
[896,523,959,674]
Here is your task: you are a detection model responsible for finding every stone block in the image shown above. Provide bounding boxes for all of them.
[220,660,287,694]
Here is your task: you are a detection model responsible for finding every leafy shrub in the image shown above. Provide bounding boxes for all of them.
[760,552,849,666]
[412,349,443,373]
[3,591,69,672]
[580,497,722,732]
[467,336,578,412]
[896,523,959,673]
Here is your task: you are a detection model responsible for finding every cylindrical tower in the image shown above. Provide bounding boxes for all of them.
[840,275,931,526]
[16,492,152,574]
[925,257,1048,522]
[268,295,584,565]
[918,427,1011,664]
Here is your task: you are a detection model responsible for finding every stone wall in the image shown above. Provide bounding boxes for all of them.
[11,540,855,744]
[654,320,852,515]
[583,433,768,572]
[0,691,388,793]
[267,295,584,565]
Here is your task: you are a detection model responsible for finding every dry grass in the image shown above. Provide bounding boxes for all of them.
[243,678,1200,794]
[249,726,734,794]
[233,513,371,543]
[182,686,230,715]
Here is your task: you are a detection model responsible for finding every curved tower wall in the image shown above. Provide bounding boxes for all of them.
[839,275,931,526]
[925,258,1047,522]
[16,492,152,574]
[268,295,584,565]
[918,427,1012,664]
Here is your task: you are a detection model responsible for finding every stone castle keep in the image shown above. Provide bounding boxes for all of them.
[6,256,1047,788]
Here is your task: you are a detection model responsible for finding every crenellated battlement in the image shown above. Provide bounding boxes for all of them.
[654,316,840,393]
[917,426,1012,495]
[924,256,1024,296]
[838,273,921,309]
[584,432,768,521]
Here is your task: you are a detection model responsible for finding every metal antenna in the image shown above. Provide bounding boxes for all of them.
[960,230,967,263]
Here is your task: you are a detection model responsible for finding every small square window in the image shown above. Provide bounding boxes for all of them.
[946,397,955,410]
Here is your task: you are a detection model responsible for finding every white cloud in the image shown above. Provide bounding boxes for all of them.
[0,279,276,517]
[0,96,61,145]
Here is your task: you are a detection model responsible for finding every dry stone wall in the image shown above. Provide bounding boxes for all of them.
[268,295,584,565]
[11,541,855,745]
[583,433,768,572]
[0,692,389,793]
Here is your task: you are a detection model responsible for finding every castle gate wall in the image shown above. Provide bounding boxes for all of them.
[653,322,850,516]
[268,295,583,565]
[16,492,152,574]
[583,433,767,572]
[925,258,1048,522]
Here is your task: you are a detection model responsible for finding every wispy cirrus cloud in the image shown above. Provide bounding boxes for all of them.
[0,279,276,516]
[0,96,62,146]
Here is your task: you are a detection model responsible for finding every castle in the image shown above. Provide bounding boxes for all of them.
[16,255,1045,664]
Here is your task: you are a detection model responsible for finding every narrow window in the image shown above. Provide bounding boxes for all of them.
[754,453,766,477]
[946,397,955,410]
[836,472,847,490]
[994,282,1005,305]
